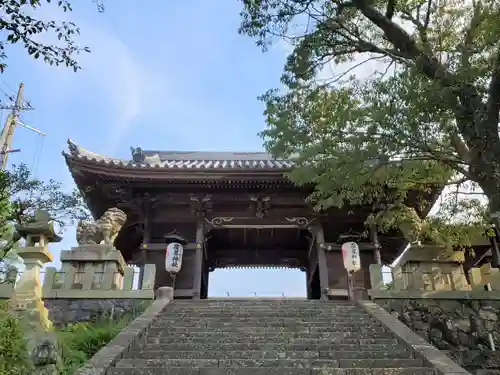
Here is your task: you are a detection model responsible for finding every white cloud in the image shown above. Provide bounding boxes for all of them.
[77,30,154,153]
[32,3,167,154]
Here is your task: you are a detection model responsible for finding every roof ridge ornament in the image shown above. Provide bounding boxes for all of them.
[67,138,80,156]
[130,146,162,164]
[130,146,144,162]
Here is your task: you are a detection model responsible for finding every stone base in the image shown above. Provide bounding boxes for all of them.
[9,297,52,330]
[44,298,152,326]
[155,287,174,301]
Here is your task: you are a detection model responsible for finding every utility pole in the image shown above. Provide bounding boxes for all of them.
[0,83,25,170]
[0,83,38,170]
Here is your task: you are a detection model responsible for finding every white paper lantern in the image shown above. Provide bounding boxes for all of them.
[165,242,184,273]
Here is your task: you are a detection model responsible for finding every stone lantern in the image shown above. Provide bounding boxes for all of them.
[9,209,62,374]
[10,210,61,324]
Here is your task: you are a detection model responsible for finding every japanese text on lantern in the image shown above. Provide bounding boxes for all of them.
[165,242,184,273]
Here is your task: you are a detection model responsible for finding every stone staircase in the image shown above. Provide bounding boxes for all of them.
[107,299,437,375]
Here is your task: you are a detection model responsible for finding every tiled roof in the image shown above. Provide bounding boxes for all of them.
[63,139,295,170]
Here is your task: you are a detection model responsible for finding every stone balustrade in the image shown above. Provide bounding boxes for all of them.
[41,244,156,299]
[0,266,17,299]
[42,264,156,299]
[369,245,471,294]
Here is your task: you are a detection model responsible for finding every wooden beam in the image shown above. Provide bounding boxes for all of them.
[320,243,377,251]
[140,242,197,251]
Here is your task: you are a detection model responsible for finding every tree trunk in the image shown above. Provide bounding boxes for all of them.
[475,174,500,268]
[470,160,500,226]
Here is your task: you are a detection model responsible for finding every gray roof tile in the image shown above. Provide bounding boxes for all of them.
[64,139,295,170]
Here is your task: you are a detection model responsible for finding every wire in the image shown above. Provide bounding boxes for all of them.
[0,77,15,94]
[0,78,31,108]
[33,136,44,178]
[0,87,14,103]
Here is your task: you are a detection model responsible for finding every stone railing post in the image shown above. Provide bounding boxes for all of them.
[123,267,134,290]
[468,267,483,288]
[369,264,385,290]
[141,264,156,291]
[0,266,17,298]
[391,266,405,291]
[42,267,57,296]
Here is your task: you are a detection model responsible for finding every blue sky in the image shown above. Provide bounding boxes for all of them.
[1,1,308,296]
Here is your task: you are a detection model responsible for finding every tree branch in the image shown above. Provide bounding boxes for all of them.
[449,130,472,164]
[351,0,495,156]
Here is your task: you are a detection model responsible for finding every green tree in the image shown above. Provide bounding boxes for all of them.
[0,163,90,262]
[0,0,106,72]
[238,0,500,246]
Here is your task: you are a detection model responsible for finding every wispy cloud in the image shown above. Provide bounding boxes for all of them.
[78,30,157,153]
[32,4,168,154]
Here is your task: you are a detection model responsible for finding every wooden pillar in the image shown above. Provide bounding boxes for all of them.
[314,224,329,300]
[193,220,204,299]
[138,209,152,289]
[370,224,382,265]
[305,267,312,299]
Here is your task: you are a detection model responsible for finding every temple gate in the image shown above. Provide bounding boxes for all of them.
[63,140,434,300]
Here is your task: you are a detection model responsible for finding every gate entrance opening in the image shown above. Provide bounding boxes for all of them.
[203,227,316,298]
[208,268,307,298]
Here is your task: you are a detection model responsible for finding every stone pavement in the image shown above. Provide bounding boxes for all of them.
[106,299,439,375]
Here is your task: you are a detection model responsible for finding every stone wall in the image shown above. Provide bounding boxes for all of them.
[44,298,152,326]
[373,294,500,374]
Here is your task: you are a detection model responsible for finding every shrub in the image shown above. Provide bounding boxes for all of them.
[0,300,151,375]
[57,302,151,375]
[0,301,31,375]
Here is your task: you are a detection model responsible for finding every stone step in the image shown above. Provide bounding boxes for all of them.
[147,332,394,341]
[164,306,366,314]
[167,302,359,305]
[142,337,400,348]
[165,306,364,311]
[154,317,375,324]
[108,368,436,375]
[144,337,397,347]
[167,305,350,309]
[166,306,362,309]
[138,341,402,352]
[115,358,340,368]
[166,302,356,311]
[156,314,377,325]
[115,358,424,369]
[147,325,387,333]
[165,306,359,310]
[146,330,395,341]
[150,321,381,328]
[162,306,367,310]
[159,314,371,319]
[126,349,414,360]
[152,321,377,328]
